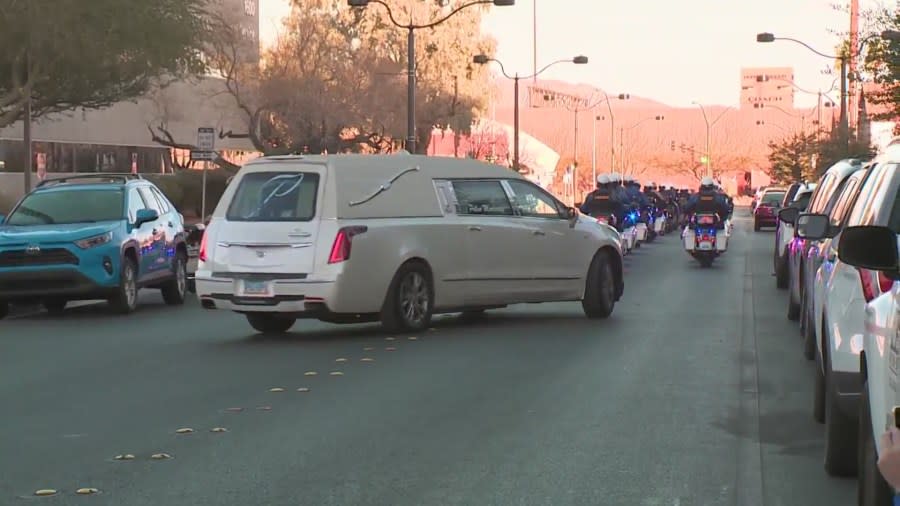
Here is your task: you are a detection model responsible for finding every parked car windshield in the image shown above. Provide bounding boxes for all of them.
[5,188,124,225]
[226,172,319,222]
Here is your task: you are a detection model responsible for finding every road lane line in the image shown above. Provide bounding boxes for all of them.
[736,241,765,505]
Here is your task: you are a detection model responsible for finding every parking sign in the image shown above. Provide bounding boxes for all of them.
[197,127,215,152]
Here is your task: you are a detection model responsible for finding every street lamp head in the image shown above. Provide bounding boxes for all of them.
[472,54,490,65]
[617,93,630,100]
[756,120,765,125]
[493,0,515,5]
[756,32,776,43]
[347,0,370,6]
[655,115,664,120]
[572,55,589,64]
[881,30,900,41]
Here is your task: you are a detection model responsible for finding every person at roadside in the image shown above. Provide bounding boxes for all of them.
[877,427,900,504]
[682,177,730,228]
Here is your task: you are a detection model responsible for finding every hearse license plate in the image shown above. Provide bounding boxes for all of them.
[238,280,271,297]
[698,241,713,250]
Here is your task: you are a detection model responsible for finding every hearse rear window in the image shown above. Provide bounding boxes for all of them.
[226,172,319,222]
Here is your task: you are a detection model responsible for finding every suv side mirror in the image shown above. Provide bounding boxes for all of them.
[0,214,6,225]
[134,208,160,227]
[778,207,799,225]
[566,207,578,227]
[838,226,899,275]
[796,213,830,240]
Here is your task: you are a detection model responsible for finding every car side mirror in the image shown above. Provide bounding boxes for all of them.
[134,208,160,227]
[838,226,899,276]
[0,214,6,225]
[796,213,830,240]
[778,207,799,225]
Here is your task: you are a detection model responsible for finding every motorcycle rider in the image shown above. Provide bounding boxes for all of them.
[625,176,647,205]
[580,174,627,229]
[683,177,730,228]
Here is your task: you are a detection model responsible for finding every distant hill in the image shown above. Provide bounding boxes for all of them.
[480,77,824,190]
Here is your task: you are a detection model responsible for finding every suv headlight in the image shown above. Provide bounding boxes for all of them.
[75,232,113,249]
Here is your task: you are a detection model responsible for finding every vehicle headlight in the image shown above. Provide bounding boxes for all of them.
[75,232,113,249]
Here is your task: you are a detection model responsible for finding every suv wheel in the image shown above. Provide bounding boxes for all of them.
[43,299,67,315]
[109,257,139,314]
[0,301,8,320]
[775,254,789,289]
[582,251,616,319]
[246,313,295,334]
[161,251,187,305]
[823,348,859,476]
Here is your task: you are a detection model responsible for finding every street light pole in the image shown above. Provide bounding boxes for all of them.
[350,0,515,154]
[513,74,520,171]
[473,54,588,172]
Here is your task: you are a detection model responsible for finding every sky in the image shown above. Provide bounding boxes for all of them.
[259,0,890,108]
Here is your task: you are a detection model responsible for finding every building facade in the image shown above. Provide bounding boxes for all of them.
[0,0,260,177]
[740,67,795,109]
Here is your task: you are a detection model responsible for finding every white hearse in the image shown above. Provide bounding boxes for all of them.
[195,153,624,333]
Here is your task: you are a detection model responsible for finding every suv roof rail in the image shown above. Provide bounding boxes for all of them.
[36,173,143,188]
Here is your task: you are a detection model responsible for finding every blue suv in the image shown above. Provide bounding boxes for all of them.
[0,174,189,318]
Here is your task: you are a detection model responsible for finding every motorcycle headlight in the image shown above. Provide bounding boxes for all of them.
[75,232,113,249]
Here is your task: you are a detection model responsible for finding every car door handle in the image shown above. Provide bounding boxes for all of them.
[532,229,546,236]
[468,226,482,232]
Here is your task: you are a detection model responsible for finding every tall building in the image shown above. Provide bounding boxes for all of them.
[740,67,795,109]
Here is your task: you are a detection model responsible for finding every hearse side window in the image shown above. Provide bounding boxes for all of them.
[450,180,514,216]
[505,179,565,218]
[226,172,319,222]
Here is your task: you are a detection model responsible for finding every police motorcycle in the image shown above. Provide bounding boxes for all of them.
[683,213,726,267]
[680,178,730,267]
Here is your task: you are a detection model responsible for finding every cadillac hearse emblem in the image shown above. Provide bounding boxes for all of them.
[25,245,41,255]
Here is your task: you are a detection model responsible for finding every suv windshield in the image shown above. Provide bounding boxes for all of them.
[793,193,813,211]
[761,192,785,206]
[5,188,124,225]
[227,172,319,222]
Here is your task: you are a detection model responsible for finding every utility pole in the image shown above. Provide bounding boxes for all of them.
[849,0,859,131]
[532,0,537,84]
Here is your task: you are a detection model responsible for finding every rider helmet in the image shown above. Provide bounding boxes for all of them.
[597,175,610,185]
[700,176,716,191]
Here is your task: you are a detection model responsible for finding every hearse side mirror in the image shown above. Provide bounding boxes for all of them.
[778,207,799,225]
[134,208,160,227]
[838,226,899,278]
[795,213,830,240]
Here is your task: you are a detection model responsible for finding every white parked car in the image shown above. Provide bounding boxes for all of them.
[195,154,625,334]
[837,225,898,505]
[798,162,896,477]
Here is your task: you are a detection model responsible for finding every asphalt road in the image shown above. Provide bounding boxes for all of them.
[0,210,855,506]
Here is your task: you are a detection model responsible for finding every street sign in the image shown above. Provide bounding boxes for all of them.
[191,150,215,161]
[197,127,215,151]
